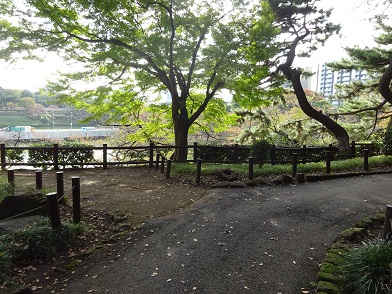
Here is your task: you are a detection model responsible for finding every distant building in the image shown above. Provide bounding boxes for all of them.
[315,64,367,96]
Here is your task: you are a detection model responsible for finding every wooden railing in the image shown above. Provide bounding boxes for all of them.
[0,141,376,170]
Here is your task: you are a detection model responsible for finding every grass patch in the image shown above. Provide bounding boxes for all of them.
[171,156,392,179]
[341,238,392,294]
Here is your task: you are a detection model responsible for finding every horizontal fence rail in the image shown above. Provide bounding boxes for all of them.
[0,141,376,170]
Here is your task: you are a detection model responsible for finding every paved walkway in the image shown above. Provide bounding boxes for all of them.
[45,174,392,294]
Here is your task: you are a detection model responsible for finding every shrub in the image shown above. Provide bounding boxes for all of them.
[28,142,94,169]
[0,218,86,284]
[197,144,249,162]
[341,238,392,294]
[6,149,24,163]
[249,140,272,166]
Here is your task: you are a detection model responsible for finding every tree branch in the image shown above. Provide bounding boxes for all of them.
[63,31,171,87]
[326,100,387,116]
[379,60,392,104]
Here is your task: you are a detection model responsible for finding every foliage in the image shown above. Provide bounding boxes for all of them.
[28,142,94,169]
[197,144,249,162]
[0,176,13,202]
[0,218,86,283]
[0,0,283,160]
[326,5,392,143]
[18,97,36,110]
[249,140,272,162]
[6,148,24,163]
[382,117,392,155]
[237,91,338,147]
[341,238,392,294]
[171,155,392,178]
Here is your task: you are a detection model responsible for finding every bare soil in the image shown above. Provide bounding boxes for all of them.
[2,166,208,293]
[15,166,208,225]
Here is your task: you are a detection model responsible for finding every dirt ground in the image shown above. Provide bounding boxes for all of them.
[1,166,210,292]
[11,166,208,226]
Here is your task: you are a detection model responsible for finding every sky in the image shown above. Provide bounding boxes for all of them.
[0,0,379,92]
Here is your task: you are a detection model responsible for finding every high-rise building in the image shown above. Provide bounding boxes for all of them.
[315,64,367,96]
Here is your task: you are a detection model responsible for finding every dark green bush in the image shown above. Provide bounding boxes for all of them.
[197,144,249,162]
[28,142,94,169]
[341,238,392,294]
[0,218,85,283]
[249,140,272,162]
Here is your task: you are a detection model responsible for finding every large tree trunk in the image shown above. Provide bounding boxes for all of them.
[290,68,351,154]
[379,60,392,104]
[173,116,190,161]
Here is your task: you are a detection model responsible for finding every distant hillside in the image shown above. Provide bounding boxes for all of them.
[0,109,96,129]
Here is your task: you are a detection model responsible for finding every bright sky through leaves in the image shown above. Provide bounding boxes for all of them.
[0,0,378,91]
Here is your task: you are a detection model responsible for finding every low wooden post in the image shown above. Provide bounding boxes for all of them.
[36,170,43,190]
[56,171,65,205]
[383,205,392,239]
[156,154,160,170]
[160,156,165,174]
[364,149,369,171]
[196,159,202,185]
[103,144,108,170]
[53,144,59,171]
[47,192,61,229]
[351,140,356,158]
[166,159,172,179]
[292,153,298,178]
[248,157,254,181]
[302,145,307,164]
[7,169,14,185]
[149,142,154,168]
[1,144,6,170]
[72,177,81,223]
[326,151,332,174]
[193,142,198,163]
[270,145,276,165]
[234,144,239,163]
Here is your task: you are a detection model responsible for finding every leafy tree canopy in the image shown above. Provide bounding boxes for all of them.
[0,0,283,159]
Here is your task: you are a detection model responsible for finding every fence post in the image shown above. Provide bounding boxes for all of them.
[1,144,6,170]
[103,144,108,170]
[166,159,172,179]
[302,145,307,164]
[193,142,198,163]
[292,153,298,178]
[326,151,332,174]
[364,149,369,171]
[53,143,59,171]
[270,145,276,165]
[7,169,14,184]
[156,153,160,170]
[56,171,65,205]
[383,205,392,239]
[369,141,374,156]
[248,157,254,181]
[149,142,154,168]
[72,177,81,223]
[234,144,239,163]
[160,156,165,174]
[47,192,62,230]
[36,170,43,190]
[196,159,202,185]
[351,141,356,158]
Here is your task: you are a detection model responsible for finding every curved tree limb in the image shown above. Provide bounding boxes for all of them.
[379,60,392,104]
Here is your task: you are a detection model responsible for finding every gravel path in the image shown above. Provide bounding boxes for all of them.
[46,174,392,294]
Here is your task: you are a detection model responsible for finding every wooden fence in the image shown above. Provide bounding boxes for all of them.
[0,141,375,170]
